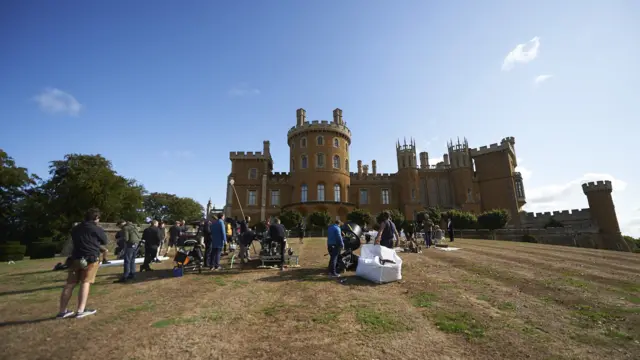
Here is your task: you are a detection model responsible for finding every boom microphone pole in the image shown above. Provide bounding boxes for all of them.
[229,179,257,254]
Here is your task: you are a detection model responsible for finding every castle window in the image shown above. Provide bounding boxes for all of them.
[333,138,339,148]
[317,183,325,201]
[381,189,390,205]
[346,143,349,152]
[345,159,349,171]
[402,159,406,168]
[411,188,416,200]
[301,155,308,169]
[248,168,258,180]
[334,184,341,202]
[271,190,280,206]
[300,137,307,148]
[333,155,340,169]
[360,189,369,204]
[317,136,324,146]
[248,190,257,206]
[291,158,295,171]
[301,184,308,202]
[316,153,325,168]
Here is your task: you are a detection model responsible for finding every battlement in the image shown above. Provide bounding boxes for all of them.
[469,136,516,164]
[229,151,269,160]
[287,119,351,140]
[269,172,290,182]
[582,180,613,193]
[520,208,592,229]
[349,172,396,181]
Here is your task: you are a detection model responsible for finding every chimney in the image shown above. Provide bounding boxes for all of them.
[362,164,369,176]
[263,141,270,156]
[372,160,377,176]
[296,108,306,126]
[357,160,363,176]
[443,154,450,165]
[419,152,429,169]
[333,108,343,124]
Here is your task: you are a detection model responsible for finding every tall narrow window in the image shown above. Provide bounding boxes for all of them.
[334,184,341,202]
[345,159,349,171]
[333,138,340,148]
[301,155,308,169]
[248,190,257,206]
[249,168,257,179]
[317,136,324,146]
[271,190,280,206]
[300,137,307,148]
[360,189,368,204]
[333,155,340,169]
[317,183,325,201]
[381,189,390,205]
[291,158,295,171]
[411,188,416,200]
[301,184,308,202]
[316,153,325,168]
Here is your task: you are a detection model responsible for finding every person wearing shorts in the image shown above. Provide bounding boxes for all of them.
[57,208,108,319]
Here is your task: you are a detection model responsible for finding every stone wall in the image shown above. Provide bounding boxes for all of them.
[456,228,627,250]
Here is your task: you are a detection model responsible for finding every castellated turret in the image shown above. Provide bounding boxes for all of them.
[296,108,306,126]
[357,160,363,176]
[372,160,377,175]
[396,138,417,170]
[419,152,429,169]
[581,180,631,251]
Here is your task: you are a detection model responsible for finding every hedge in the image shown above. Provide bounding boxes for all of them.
[29,242,58,259]
[0,243,27,261]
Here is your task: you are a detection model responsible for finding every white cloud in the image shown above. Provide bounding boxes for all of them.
[502,36,541,71]
[162,150,194,160]
[534,74,553,86]
[228,83,261,97]
[33,88,83,116]
[430,157,444,165]
[516,158,533,181]
[524,173,627,213]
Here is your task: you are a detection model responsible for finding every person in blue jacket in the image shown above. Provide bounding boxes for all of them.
[327,220,345,277]
[208,212,227,270]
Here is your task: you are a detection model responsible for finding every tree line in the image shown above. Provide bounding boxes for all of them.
[0,150,204,260]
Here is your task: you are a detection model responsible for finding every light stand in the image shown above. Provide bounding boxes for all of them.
[229,179,257,255]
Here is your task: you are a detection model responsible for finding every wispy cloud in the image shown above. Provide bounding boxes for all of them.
[33,88,83,116]
[162,150,194,160]
[228,83,261,97]
[534,74,553,86]
[516,158,533,181]
[502,37,541,71]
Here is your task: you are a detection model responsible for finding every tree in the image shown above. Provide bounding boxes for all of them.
[477,209,511,235]
[444,209,478,229]
[0,150,37,242]
[143,192,203,222]
[347,208,373,228]
[375,209,405,231]
[279,209,303,230]
[426,207,442,225]
[308,211,332,230]
[544,217,564,229]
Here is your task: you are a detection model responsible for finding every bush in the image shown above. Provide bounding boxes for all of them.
[29,242,58,259]
[0,243,27,261]
[279,210,303,230]
[308,211,332,230]
[521,234,537,243]
[427,207,442,225]
[445,210,478,229]
[477,209,511,231]
[347,208,373,228]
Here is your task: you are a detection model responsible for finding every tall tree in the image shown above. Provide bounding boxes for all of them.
[0,150,37,242]
[347,208,373,228]
[143,192,203,222]
[279,209,303,230]
[308,211,332,230]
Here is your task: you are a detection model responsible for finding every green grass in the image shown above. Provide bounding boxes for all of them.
[411,292,437,308]
[151,317,198,328]
[126,301,155,313]
[355,308,409,333]
[477,295,491,302]
[262,304,288,317]
[624,296,640,304]
[572,305,624,324]
[312,312,339,324]
[434,312,485,339]
[498,301,516,311]
[603,328,634,341]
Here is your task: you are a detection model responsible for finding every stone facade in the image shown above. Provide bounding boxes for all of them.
[224,108,525,225]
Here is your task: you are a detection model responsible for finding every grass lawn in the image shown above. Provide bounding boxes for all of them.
[0,238,639,360]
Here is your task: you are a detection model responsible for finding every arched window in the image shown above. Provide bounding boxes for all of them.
[316,153,325,168]
[316,136,324,146]
[301,155,308,169]
[333,138,340,148]
[300,137,307,148]
[333,155,340,169]
[301,184,308,202]
[334,184,341,202]
[317,183,325,201]
[345,159,349,171]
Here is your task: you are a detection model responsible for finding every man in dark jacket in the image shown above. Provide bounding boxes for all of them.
[239,228,256,264]
[155,221,166,262]
[115,220,141,283]
[327,220,344,277]
[208,213,227,270]
[141,220,162,271]
[447,218,454,242]
[268,218,287,271]
[57,208,107,319]
[164,220,182,256]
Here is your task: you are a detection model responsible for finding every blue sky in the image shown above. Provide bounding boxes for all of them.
[1,1,639,235]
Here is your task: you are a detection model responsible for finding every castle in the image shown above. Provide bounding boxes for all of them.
[224,108,628,250]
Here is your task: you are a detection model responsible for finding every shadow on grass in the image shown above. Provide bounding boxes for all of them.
[255,267,378,287]
[0,316,57,328]
[0,285,61,297]
[7,269,55,277]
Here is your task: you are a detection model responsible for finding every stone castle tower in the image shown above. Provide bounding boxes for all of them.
[395,138,421,218]
[447,138,476,212]
[582,180,630,251]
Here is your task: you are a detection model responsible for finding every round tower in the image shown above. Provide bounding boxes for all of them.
[582,180,620,234]
[396,138,420,219]
[287,108,352,218]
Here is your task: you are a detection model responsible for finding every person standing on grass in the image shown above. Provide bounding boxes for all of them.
[447,217,454,242]
[297,221,306,244]
[208,212,226,271]
[165,220,182,256]
[327,220,344,278]
[268,218,287,271]
[140,220,161,272]
[114,220,140,283]
[155,221,166,262]
[374,211,400,249]
[423,220,433,248]
[57,208,107,319]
